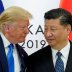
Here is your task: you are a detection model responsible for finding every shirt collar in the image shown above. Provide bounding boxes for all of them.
[60,41,70,58]
[0,32,10,48]
[52,41,70,59]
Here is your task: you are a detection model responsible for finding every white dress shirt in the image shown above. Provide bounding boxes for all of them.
[51,41,70,71]
[0,32,21,72]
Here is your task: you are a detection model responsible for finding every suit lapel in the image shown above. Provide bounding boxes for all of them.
[16,44,27,72]
[0,36,8,72]
[35,46,55,72]
[65,41,72,72]
[45,46,55,72]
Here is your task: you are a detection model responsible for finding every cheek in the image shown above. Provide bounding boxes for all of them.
[8,28,16,36]
[55,31,67,40]
[17,30,26,37]
[44,31,48,38]
[44,31,46,36]
[16,28,24,34]
[12,29,23,37]
[56,31,62,36]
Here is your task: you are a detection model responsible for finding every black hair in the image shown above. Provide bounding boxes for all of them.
[44,8,72,30]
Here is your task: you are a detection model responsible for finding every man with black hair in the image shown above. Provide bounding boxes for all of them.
[26,8,72,72]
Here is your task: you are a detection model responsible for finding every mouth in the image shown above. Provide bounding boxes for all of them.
[46,39,54,42]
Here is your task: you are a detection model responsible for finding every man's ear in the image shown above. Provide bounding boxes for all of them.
[67,24,71,34]
[3,23,10,32]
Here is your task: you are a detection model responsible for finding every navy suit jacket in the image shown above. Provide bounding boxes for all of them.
[0,36,28,72]
[26,41,72,72]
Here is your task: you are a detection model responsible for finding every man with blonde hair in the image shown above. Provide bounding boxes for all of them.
[0,6,32,72]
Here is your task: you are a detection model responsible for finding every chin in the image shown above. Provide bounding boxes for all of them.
[48,42,54,46]
[18,40,25,43]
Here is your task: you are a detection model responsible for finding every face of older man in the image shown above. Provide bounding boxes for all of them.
[6,19,29,44]
[44,19,71,50]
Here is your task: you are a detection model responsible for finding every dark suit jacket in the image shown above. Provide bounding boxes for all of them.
[26,41,72,72]
[0,36,28,72]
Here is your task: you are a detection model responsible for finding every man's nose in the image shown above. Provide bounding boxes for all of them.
[46,31,52,37]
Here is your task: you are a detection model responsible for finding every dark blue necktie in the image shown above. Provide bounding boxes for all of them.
[7,44,14,72]
[55,52,64,72]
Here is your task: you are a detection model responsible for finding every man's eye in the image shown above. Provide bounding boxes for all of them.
[21,27,25,28]
[52,28,56,30]
[45,28,48,31]
[51,28,57,31]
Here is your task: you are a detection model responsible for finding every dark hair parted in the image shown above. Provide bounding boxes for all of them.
[44,8,72,30]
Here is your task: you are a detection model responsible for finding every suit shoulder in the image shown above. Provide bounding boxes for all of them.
[29,45,51,58]
[16,44,28,57]
[27,45,52,66]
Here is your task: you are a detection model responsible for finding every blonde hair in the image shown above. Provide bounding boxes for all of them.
[0,6,32,30]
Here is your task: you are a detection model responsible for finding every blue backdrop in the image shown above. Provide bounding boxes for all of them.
[0,0,4,14]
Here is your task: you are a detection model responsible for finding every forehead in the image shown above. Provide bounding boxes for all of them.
[45,19,61,27]
[15,19,29,26]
